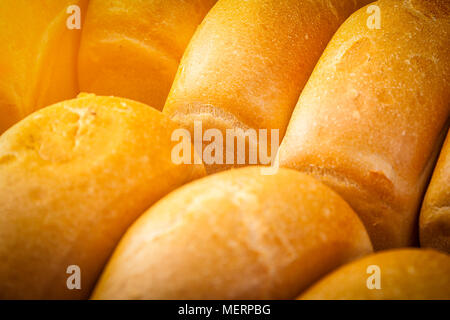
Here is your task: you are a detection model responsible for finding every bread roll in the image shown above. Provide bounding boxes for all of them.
[163,0,371,173]
[420,130,450,253]
[92,167,372,300]
[299,249,450,300]
[279,0,450,250]
[78,0,217,110]
[0,94,205,299]
[0,0,88,134]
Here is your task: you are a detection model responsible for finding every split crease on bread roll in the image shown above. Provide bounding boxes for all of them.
[78,0,217,110]
[420,130,450,253]
[299,249,450,300]
[0,0,88,134]
[278,0,450,250]
[0,94,205,299]
[92,167,372,300]
[163,0,372,173]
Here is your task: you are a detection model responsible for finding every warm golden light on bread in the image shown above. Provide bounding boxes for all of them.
[92,167,372,300]
[0,94,205,299]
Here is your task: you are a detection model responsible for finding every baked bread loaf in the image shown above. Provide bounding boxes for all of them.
[0,94,205,299]
[78,0,217,110]
[279,0,450,250]
[163,0,371,173]
[0,0,88,134]
[299,249,450,300]
[420,130,450,253]
[92,167,372,300]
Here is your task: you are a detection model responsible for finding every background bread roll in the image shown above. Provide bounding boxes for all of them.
[279,0,450,250]
[78,0,217,110]
[0,0,88,134]
[163,0,371,173]
[420,130,450,253]
[299,249,450,300]
[0,94,205,299]
[92,167,372,300]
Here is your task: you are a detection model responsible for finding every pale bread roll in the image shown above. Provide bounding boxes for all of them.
[420,130,450,253]
[279,0,450,250]
[0,94,205,299]
[299,249,450,300]
[92,167,372,300]
[164,0,372,173]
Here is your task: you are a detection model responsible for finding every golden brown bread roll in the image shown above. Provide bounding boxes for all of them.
[92,167,372,300]
[0,94,205,299]
[163,0,372,173]
[78,0,217,110]
[0,0,88,134]
[279,0,450,250]
[420,130,450,253]
[299,249,450,300]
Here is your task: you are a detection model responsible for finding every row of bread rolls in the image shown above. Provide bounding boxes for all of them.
[164,0,450,250]
[0,0,449,300]
[164,0,373,173]
[0,0,217,134]
[278,0,450,250]
[91,0,450,299]
[91,167,449,300]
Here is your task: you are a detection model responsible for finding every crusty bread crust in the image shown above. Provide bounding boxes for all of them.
[420,130,450,253]
[0,94,205,299]
[92,167,372,300]
[78,0,217,110]
[279,0,450,250]
[164,0,372,172]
